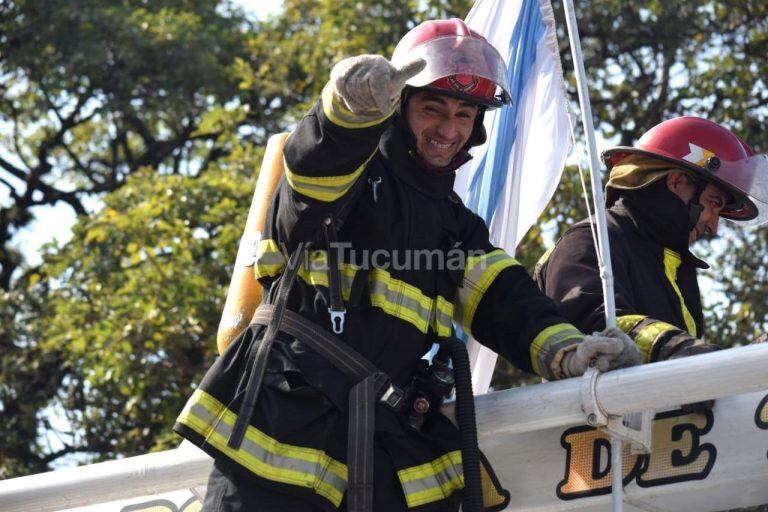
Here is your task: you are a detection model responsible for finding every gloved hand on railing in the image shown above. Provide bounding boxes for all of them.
[330,54,426,115]
[561,327,642,378]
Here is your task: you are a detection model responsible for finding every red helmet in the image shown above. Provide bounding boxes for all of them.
[603,116,768,224]
[391,19,511,108]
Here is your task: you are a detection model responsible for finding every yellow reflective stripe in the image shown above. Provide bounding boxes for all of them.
[284,153,372,202]
[398,450,464,508]
[617,314,652,362]
[177,389,347,506]
[297,253,358,302]
[321,83,394,129]
[254,239,286,279]
[368,268,453,335]
[537,245,555,268]
[616,314,646,335]
[662,248,697,336]
[529,323,583,378]
[433,296,454,337]
[455,250,519,334]
[634,318,680,363]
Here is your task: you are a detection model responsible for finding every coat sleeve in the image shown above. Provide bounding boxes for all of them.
[454,209,583,381]
[283,83,393,204]
[533,223,711,363]
[255,83,395,273]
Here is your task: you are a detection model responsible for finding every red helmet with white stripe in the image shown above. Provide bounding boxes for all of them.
[391,19,511,108]
[603,116,768,225]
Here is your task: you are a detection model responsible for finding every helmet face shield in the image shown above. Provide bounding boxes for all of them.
[723,153,768,227]
[392,36,511,107]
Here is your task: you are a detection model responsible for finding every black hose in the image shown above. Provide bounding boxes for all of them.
[438,337,482,512]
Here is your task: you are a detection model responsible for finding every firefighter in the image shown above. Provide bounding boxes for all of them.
[175,19,641,512]
[535,116,768,390]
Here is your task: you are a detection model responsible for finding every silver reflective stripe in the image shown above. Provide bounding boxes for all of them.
[400,462,464,496]
[189,402,347,496]
[399,459,464,508]
[369,279,432,319]
[256,246,286,266]
[254,240,287,279]
[368,278,432,333]
[432,303,453,336]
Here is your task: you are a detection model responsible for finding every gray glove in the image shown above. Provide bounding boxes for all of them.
[330,54,426,115]
[562,327,642,378]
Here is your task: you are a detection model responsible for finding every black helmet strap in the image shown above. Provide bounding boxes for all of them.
[687,177,708,230]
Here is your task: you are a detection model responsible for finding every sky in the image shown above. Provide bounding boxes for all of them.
[230,0,283,19]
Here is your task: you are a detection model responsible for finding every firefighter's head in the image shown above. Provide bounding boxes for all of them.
[390,18,511,170]
[603,116,768,241]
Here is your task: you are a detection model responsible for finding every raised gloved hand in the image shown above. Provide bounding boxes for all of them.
[330,54,426,115]
[561,327,642,378]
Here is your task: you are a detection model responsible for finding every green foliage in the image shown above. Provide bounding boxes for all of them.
[0,150,260,474]
[0,0,252,288]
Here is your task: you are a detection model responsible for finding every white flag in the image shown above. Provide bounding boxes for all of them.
[455,0,572,394]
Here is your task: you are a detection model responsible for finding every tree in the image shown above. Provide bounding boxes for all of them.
[0,0,252,289]
[0,152,261,475]
[0,0,255,476]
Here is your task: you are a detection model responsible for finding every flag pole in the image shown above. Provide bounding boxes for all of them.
[561,0,622,510]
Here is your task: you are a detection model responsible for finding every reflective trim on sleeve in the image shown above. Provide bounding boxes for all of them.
[397,450,464,508]
[617,314,681,363]
[176,389,347,507]
[454,250,520,335]
[529,323,583,379]
[616,314,646,335]
[320,83,395,129]
[284,152,372,202]
[662,249,697,336]
[253,239,287,279]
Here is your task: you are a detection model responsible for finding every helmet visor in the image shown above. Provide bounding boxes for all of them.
[392,36,511,105]
[722,153,768,227]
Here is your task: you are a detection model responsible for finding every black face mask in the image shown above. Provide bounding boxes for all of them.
[616,180,692,253]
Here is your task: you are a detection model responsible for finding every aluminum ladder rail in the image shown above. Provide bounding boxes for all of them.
[1,343,767,512]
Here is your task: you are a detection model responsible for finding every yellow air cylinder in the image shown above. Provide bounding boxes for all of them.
[216,132,288,354]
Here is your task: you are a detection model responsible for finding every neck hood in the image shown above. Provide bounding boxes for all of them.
[379,118,459,198]
[613,181,709,269]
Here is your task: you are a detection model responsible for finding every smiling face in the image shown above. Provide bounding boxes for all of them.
[404,90,479,168]
[666,171,729,244]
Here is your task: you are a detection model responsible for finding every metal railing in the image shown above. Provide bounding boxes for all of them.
[1,343,767,512]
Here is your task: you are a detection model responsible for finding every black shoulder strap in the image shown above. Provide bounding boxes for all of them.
[323,159,372,333]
